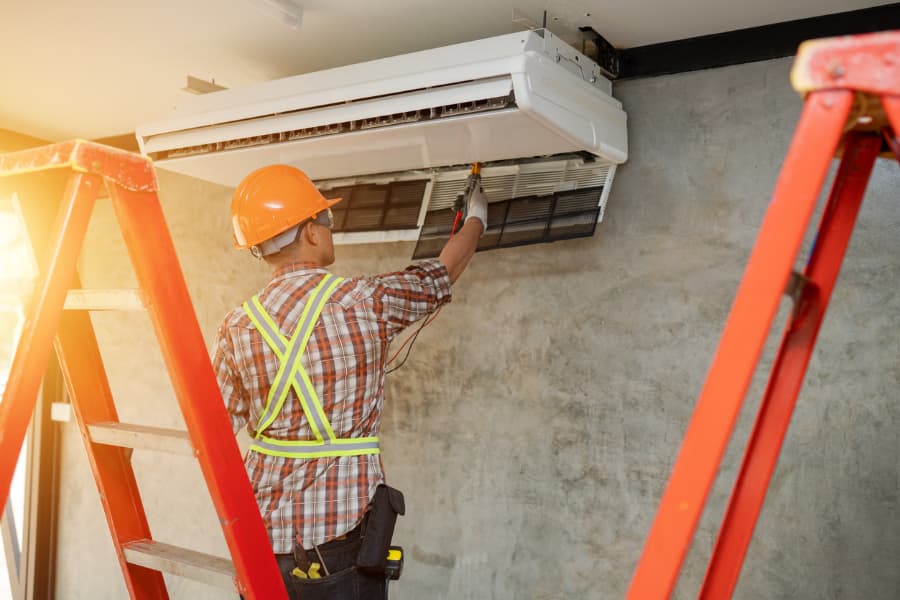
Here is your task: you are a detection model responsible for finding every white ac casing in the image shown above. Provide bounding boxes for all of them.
[136,29,627,245]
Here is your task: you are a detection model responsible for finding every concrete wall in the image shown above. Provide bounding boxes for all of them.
[56,56,900,599]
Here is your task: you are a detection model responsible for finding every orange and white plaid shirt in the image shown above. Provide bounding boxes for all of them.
[213,259,451,553]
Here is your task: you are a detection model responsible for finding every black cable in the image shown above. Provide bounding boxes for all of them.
[387,172,469,375]
[385,311,435,375]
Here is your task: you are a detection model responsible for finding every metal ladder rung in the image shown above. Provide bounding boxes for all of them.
[88,422,193,456]
[64,289,144,311]
[122,539,236,590]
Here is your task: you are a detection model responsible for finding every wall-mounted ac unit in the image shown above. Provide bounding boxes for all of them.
[136,29,627,251]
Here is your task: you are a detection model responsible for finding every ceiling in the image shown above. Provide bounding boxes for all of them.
[1,0,895,142]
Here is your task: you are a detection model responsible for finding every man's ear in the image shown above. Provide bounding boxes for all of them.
[301,222,319,246]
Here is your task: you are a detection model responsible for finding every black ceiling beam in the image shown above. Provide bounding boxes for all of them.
[618,3,900,80]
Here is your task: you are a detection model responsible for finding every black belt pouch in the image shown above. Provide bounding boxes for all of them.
[357,485,405,575]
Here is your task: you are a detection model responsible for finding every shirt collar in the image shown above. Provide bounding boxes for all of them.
[272,262,330,281]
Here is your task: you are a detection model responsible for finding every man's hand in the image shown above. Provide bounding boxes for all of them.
[464,176,488,233]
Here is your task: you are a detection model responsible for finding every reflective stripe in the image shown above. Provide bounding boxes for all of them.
[243,297,295,433]
[249,436,381,459]
[245,275,338,437]
[252,276,340,438]
[242,274,381,459]
[243,294,323,438]
[244,296,286,354]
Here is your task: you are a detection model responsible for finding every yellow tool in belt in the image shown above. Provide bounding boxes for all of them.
[385,547,403,580]
[291,562,323,580]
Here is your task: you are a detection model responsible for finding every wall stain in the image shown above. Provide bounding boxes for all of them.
[411,544,457,569]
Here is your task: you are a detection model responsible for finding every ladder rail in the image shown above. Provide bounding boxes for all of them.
[0,140,288,599]
[0,173,101,508]
[625,89,854,600]
[699,131,883,599]
[884,96,900,162]
[106,184,286,599]
[56,302,168,598]
[629,31,900,599]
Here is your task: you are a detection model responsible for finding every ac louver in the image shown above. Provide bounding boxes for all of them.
[413,186,605,259]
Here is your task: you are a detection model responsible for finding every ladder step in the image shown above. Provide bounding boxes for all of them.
[122,539,236,590]
[88,422,194,456]
[64,289,144,311]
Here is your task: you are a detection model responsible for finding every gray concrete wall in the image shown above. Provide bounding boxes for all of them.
[56,56,900,599]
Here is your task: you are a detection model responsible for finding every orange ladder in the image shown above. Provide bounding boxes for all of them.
[627,31,900,599]
[0,141,287,599]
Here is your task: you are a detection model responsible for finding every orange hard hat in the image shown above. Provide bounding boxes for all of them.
[230,164,342,250]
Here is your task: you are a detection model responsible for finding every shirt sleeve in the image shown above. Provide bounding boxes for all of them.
[371,258,452,338]
[213,322,250,435]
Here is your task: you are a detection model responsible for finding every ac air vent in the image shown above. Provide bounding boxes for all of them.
[412,186,605,259]
[321,180,428,233]
[146,90,516,162]
[427,162,611,209]
[315,155,617,251]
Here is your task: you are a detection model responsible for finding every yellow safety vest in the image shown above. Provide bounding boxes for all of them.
[242,274,381,459]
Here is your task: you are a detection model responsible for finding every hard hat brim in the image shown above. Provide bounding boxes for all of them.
[323,196,343,209]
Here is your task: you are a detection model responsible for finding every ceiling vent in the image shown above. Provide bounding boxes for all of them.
[315,155,615,254]
[136,29,627,251]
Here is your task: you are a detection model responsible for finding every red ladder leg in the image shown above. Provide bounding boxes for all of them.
[626,89,854,600]
[0,173,100,507]
[106,184,286,599]
[884,95,900,163]
[57,305,169,598]
[699,131,882,599]
[6,168,168,598]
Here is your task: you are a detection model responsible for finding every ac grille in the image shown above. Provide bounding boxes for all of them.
[148,94,515,161]
[322,180,427,232]
[427,164,610,210]
[412,186,604,259]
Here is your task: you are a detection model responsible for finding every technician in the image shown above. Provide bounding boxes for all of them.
[214,164,486,599]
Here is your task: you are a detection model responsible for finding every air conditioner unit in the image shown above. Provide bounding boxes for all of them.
[137,29,627,251]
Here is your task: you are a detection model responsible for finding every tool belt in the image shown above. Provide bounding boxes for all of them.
[292,485,405,581]
[357,485,405,575]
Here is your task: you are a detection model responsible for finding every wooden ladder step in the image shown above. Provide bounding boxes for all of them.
[64,289,144,311]
[88,422,193,456]
[122,539,236,590]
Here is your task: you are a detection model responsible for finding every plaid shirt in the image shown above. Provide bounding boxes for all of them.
[213,258,451,553]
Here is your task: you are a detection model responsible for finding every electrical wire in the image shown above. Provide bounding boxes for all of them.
[386,205,464,374]
[385,307,442,374]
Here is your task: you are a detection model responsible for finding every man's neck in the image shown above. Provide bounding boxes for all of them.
[271,262,325,280]
[265,248,323,271]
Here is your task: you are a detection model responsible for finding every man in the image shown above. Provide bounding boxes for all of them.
[213,164,485,599]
